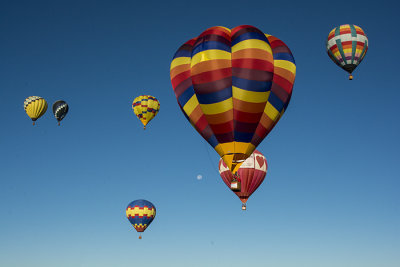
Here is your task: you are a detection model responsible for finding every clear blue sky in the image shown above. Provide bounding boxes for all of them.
[1,0,399,266]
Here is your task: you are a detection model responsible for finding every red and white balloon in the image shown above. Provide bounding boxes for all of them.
[219,150,267,210]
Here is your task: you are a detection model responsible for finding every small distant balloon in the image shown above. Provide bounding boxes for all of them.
[197,174,203,180]
[24,96,48,125]
[126,199,156,239]
[132,95,160,129]
[326,24,368,80]
[52,100,69,126]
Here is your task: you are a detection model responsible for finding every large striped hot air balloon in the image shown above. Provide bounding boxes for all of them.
[170,25,296,173]
[126,199,156,239]
[132,95,160,129]
[23,96,48,125]
[326,24,368,80]
[219,149,267,210]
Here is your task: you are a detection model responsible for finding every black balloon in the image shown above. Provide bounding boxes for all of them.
[52,100,69,125]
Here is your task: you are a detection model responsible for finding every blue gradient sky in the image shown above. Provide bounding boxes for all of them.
[1,0,399,266]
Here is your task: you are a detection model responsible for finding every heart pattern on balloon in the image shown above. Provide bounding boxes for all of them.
[256,156,264,168]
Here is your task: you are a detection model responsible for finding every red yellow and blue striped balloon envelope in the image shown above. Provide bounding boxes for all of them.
[170,25,296,173]
[132,95,160,129]
[326,24,368,80]
[126,199,156,239]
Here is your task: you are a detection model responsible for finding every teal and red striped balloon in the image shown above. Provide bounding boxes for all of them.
[326,24,368,80]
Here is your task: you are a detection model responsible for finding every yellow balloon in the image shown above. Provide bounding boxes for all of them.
[24,96,48,125]
[132,95,160,129]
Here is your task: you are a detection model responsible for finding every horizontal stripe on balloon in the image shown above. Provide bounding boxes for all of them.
[194,33,231,48]
[264,102,280,121]
[195,87,232,104]
[205,110,233,124]
[208,120,233,134]
[234,109,264,123]
[200,127,215,143]
[193,77,231,94]
[268,92,284,112]
[178,84,195,107]
[232,86,269,103]
[207,135,219,148]
[232,77,272,92]
[170,63,191,80]
[170,57,191,71]
[187,105,203,124]
[235,121,258,133]
[174,48,192,58]
[231,31,269,46]
[126,207,155,217]
[233,98,267,113]
[270,83,290,104]
[273,73,293,94]
[232,39,271,52]
[190,59,231,76]
[214,132,235,143]
[183,95,200,116]
[232,67,273,82]
[192,41,231,56]
[257,114,274,133]
[200,98,232,114]
[274,60,296,75]
[233,131,254,142]
[232,48,273,62]
[197,28,231,42]
[194,115,209,132]
[273,67,295,84]
[191,50,231,66]
[171,69,191,90]
[273,52,295,63]
[191,68,231,85]
[232,58,274,72]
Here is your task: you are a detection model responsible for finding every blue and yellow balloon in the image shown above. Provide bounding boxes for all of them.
[126,199,156,239]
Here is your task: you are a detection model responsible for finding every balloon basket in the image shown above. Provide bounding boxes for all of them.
[242,204,246,210]
[349,74,353,80]
[139,235,142,239]
[230,181,241,192]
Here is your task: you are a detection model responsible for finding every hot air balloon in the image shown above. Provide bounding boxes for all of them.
[24,96,48,125]
[219,149,267,210]
[326,24,368,80]
[132,95,160,129]
[52,100,69,126]
[126,199,156,239]
[170,25,296,173]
